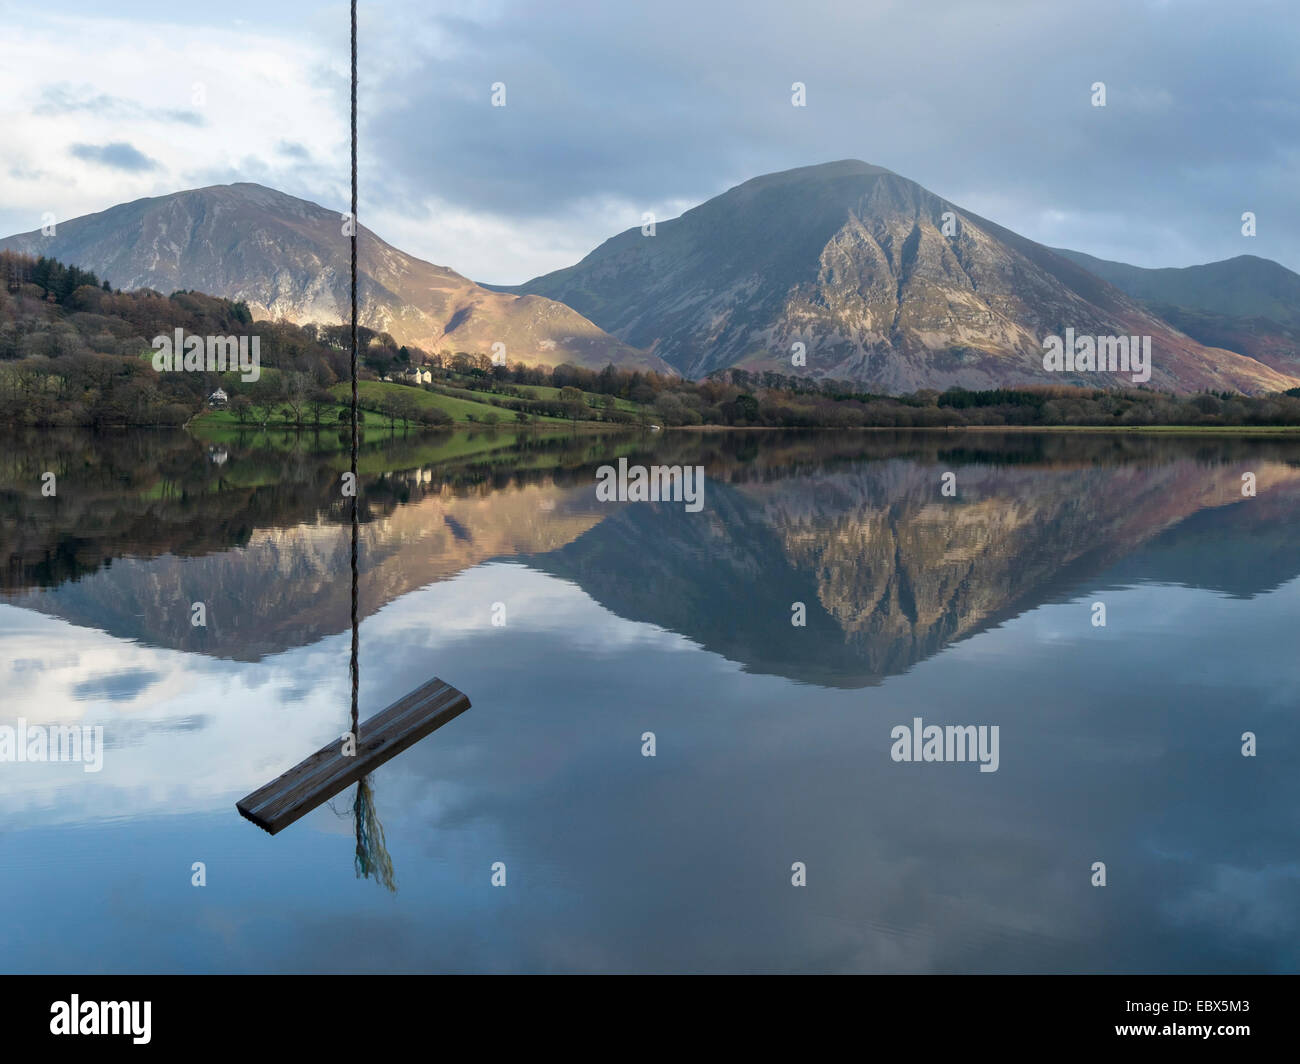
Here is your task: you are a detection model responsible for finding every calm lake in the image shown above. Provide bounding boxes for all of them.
[2,426,1297,973]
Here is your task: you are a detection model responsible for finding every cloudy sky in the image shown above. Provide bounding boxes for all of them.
[1,0,1296,284]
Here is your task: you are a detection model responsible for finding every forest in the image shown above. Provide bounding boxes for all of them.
[4,250,1300,431]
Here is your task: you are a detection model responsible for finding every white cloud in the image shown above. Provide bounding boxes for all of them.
[364,194,696,285]
[0,562,692,826]
[4,1,1299,283]
[0,12,346,236]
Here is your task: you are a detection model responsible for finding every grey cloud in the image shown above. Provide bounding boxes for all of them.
[39,84,203,126]
[69,141,161,172]
[364,0,1300,277]
[276,140,312,160]
[180,156,347,214]
[72,668,162,702]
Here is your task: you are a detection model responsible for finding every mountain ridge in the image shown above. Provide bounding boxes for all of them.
[1051,248,1300,376]
[0,183,672,374]
[500,160,1299,394]
[7,167,1299,393]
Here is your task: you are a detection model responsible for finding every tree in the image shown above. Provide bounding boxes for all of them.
[247,376,284,428]
[277,371,311,425]
[733,393,759,424]
[375,394,400,429]
[306,387,335,426]
[654,392,687,425]
[389,391,422,429]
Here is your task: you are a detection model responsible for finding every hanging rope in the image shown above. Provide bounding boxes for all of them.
[347,0,395,892]
[349,0,360,743]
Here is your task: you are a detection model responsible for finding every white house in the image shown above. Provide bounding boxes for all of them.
[208,388,229,408]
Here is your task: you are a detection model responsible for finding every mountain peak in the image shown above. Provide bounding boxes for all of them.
[506,162,1300,393]
[710,159,918,214]
[736,159,897,187]
[0,185,669,372]
[150,181,344,222]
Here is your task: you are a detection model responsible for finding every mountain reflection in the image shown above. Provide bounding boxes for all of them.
[4,427,1300,689]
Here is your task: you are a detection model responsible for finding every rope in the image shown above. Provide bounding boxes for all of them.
[349,0,359,742]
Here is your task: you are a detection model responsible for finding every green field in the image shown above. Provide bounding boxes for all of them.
[496,381,640,412]
[186,376,619,454]
[430,374,642,414]
[330,380,577,424]
[178,423,590,485]
[191,374,637,435]
[190,407,352,447]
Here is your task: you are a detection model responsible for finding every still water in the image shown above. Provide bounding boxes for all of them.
[1,427,1297,972]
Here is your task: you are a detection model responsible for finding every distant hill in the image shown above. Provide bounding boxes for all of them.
[1051,250,1300,325]
[0,183,670,374]
[498,160,1299,394]
[1052,249,1300,376]
[9,172,1299,394]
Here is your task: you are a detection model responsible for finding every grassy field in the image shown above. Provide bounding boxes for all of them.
[330,380,577,424]
[190,410,353,448]
[502,382,641,413]
[194,402,348,427]
[177,424,598,488]
[187,374,630,453]
[192,373,636,433]
[430,373,642,414]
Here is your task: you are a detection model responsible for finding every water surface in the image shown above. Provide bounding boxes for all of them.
[1,427,1297,972]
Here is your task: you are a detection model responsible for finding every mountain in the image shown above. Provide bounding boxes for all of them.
[530,451,1300,686]
[9,430,1300,684]
[1051,250,1300,325]
[0,183,669,373]
[499,160,1299,394]
[1052,250,1300,376]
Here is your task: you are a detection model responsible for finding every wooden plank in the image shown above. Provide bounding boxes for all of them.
[236,677,471,835]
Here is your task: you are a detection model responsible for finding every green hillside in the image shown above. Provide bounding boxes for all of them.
[329,380,572,424]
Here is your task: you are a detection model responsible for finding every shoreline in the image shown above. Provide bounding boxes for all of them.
[8,422,1300,438]
[667,423,1300,436]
